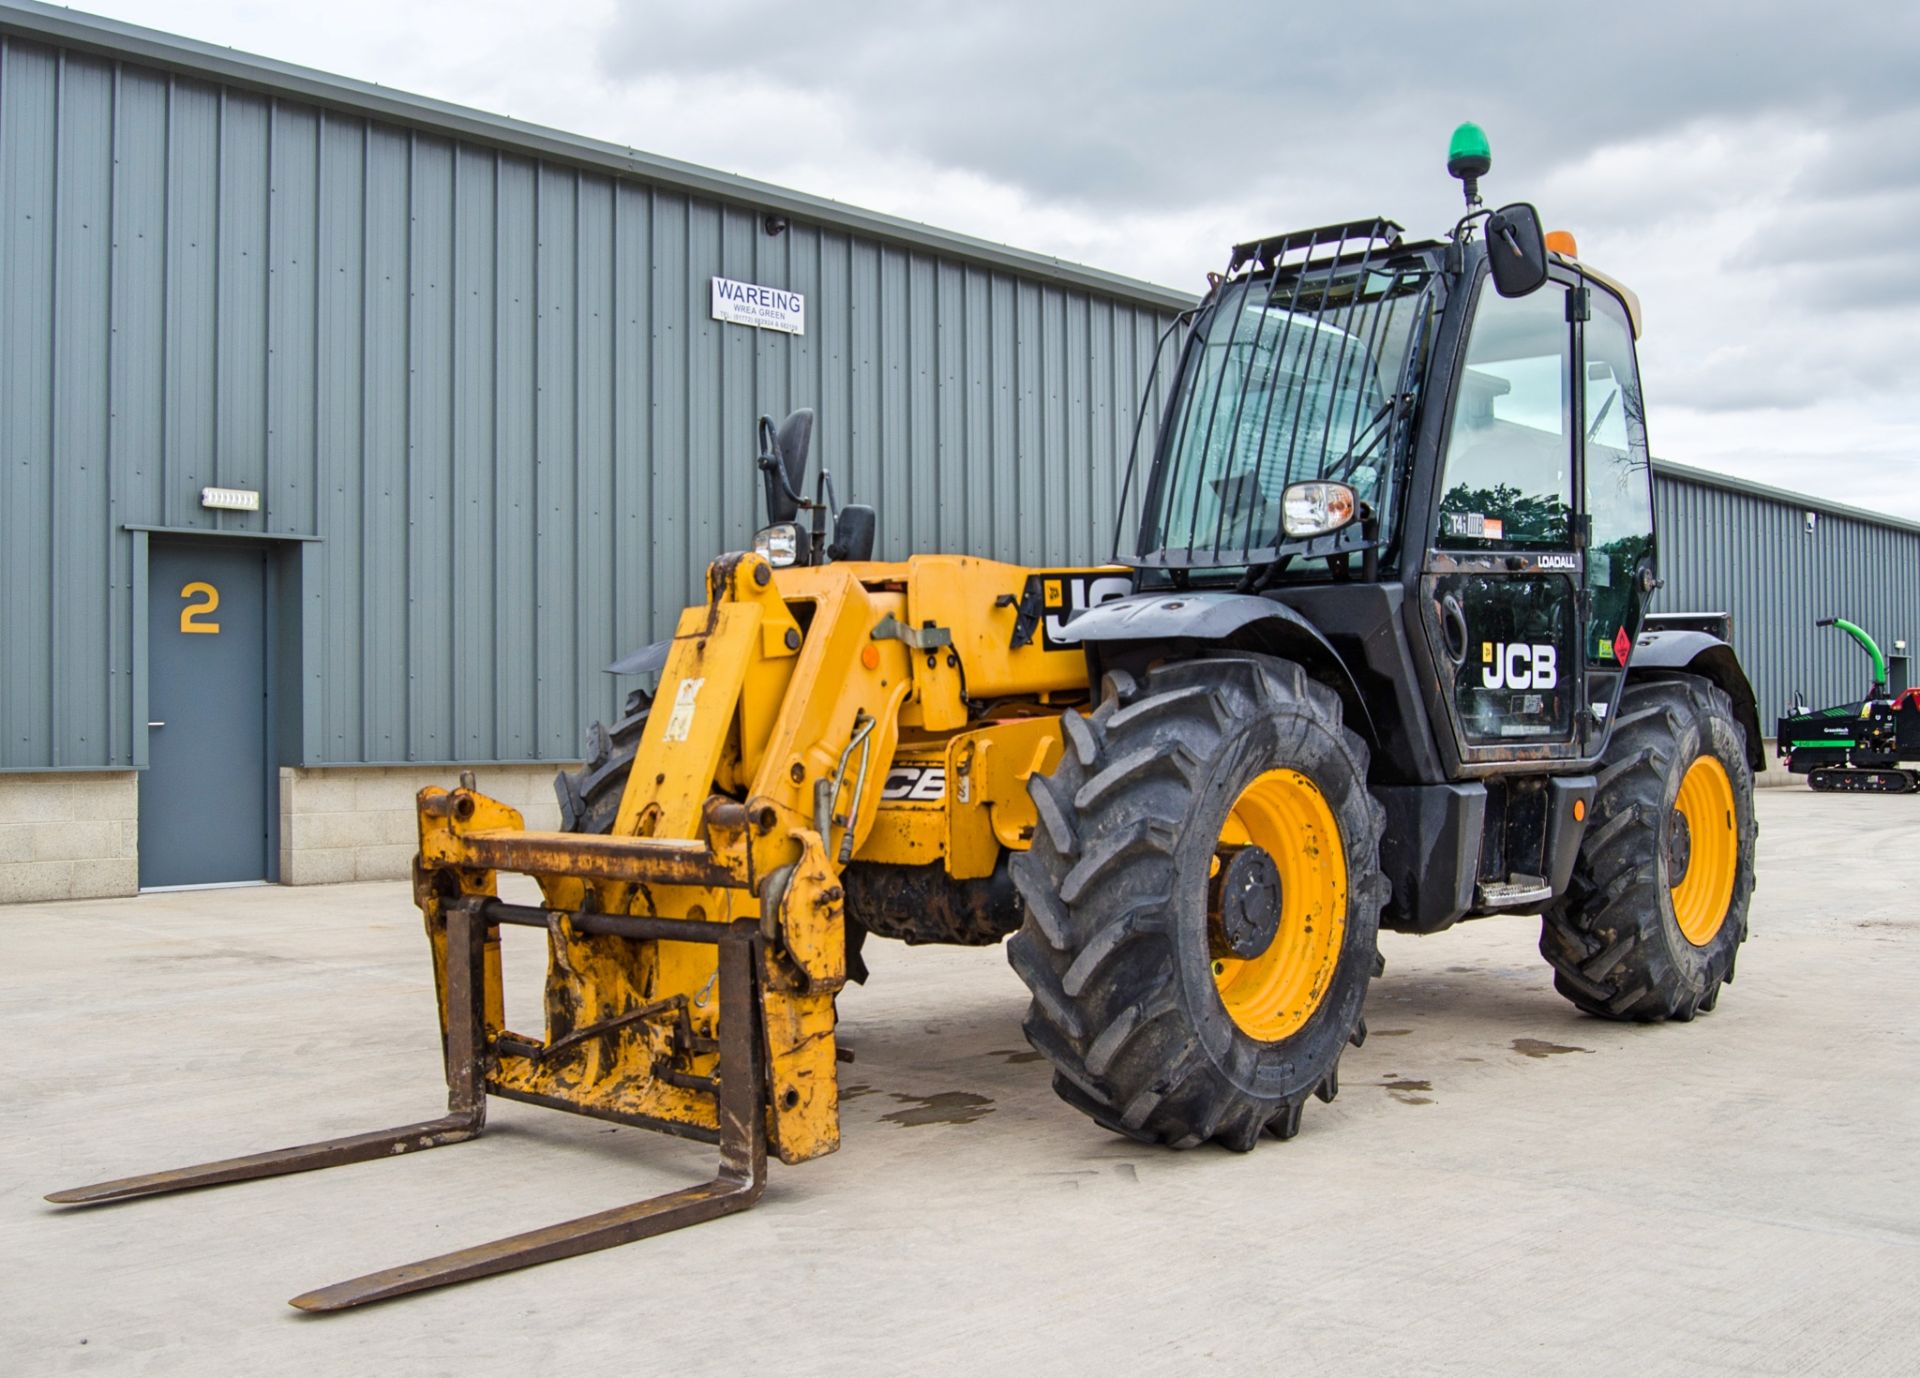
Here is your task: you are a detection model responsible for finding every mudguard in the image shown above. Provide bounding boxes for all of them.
[1054,591,1375,744]
[1629,628,1766,770]
[606,639,672,677]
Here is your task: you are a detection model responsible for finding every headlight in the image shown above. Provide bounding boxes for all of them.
[1280,482,1357,538]
[753,522,802,567]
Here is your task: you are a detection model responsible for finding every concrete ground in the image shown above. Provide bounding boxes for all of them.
[3,788,1915,1377]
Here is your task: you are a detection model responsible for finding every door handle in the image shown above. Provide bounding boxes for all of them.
[148,721,166,728]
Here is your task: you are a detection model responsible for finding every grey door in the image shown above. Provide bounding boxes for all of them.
[140,542,271,887]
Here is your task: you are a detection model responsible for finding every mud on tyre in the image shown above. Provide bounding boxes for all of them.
[1007,653,1388,1150]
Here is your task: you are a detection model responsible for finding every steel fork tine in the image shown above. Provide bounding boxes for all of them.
[43,1115,484,1206]
[287,924,767,1312]
[46,905,493,1208]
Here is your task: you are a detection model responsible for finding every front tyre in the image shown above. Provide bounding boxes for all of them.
[1007,654,1387,1150]
[1541,675,1757,1021]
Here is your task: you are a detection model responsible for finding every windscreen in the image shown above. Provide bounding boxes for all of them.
[1139,262,1432,566]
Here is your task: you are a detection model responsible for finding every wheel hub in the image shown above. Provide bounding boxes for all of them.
[1665,807,1693,885]
[1669,753,1737,946]
[1209,845,1283,960]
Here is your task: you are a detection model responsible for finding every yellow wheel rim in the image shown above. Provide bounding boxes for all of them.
[1210,769,1347,1041]
[1670,754,1737,946]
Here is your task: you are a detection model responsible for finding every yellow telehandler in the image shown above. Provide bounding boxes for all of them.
[50,127,1762,1310]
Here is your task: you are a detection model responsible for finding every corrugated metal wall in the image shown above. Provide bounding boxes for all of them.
[1652,468,1920,729]
[0,32,1178,770]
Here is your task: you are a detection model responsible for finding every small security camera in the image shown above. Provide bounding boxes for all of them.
[763,213,790,237]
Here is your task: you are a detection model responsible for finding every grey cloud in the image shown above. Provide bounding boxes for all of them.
[588,0,1919,502]
[598,2,1920,213]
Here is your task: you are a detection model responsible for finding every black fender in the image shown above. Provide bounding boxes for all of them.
[606,639,671,677]
[1054,591,1377,748]
[1628,628,1766,771]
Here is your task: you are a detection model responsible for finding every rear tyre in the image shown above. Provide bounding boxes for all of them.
[1540,675,1756,1021]
[1007,654,1387,1150]
[554,687,651,835]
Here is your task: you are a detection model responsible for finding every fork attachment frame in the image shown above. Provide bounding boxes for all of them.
[46,903,767,1312]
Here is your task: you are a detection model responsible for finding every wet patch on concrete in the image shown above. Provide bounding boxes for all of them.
[840,1083,879,1101]
[1371,1028,1414,1037]
[880,1091,995,1127]
[989,1048,1045,1064]
[1379,1077,1433,1105]
[1511,1038,1591,1059]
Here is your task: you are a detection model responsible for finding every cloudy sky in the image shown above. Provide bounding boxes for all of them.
[79,0,1920,519]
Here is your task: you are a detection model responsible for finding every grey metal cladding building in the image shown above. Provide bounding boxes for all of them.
[1651,460,1920,720]
[0,2,1183,899]
[2,2,1915,905]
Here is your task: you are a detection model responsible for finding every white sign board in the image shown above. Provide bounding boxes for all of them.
[711,276,805,335]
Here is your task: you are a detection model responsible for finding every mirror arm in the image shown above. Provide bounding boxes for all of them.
[809,470,837,566]
[1451,207,1491,244]
[759,454,807,508]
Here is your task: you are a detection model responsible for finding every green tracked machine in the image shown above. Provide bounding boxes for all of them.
[1777,618,1920,792]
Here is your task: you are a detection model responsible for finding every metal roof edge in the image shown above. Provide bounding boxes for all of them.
[1652,457,1920,538]
[0,0,1196,314]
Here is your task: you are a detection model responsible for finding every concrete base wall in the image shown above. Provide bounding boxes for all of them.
[0,745,1816,906]
[1756,741,1800,788]
[0,773,140,902]
[278,764,575,885]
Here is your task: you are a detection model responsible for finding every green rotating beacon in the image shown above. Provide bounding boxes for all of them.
[1776,618,1920,792]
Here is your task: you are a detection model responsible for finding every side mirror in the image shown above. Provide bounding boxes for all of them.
[757,407,814,524]
[1486,202,1548,298]
[828,504,877,562]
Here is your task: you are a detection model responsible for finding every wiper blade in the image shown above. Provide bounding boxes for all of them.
[1585,390,1617,444]
[1326,398,1396,484]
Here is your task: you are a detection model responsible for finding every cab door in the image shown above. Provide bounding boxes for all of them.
[1418,272,1586,767]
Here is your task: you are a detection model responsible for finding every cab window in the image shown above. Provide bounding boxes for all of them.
[1583,290,1654,661]
[1437,282,1573,549]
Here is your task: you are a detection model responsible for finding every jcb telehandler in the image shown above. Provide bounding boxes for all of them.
[51,125,1762,1310]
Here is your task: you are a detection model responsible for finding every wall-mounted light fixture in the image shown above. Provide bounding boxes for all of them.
[202,486,260,512]
[1804,510,1818,535]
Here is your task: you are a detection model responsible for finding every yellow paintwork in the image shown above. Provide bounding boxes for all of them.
[1671,754,1736,945]
[411,550,1121,1169]
[1211,769,1348,1042]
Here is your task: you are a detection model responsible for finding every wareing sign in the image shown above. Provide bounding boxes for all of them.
[711,276,805,335]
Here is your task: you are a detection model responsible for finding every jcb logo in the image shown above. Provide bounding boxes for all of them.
[1481,642,1559,690]
[1038,573,1131,650]
[881,765,946,802]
